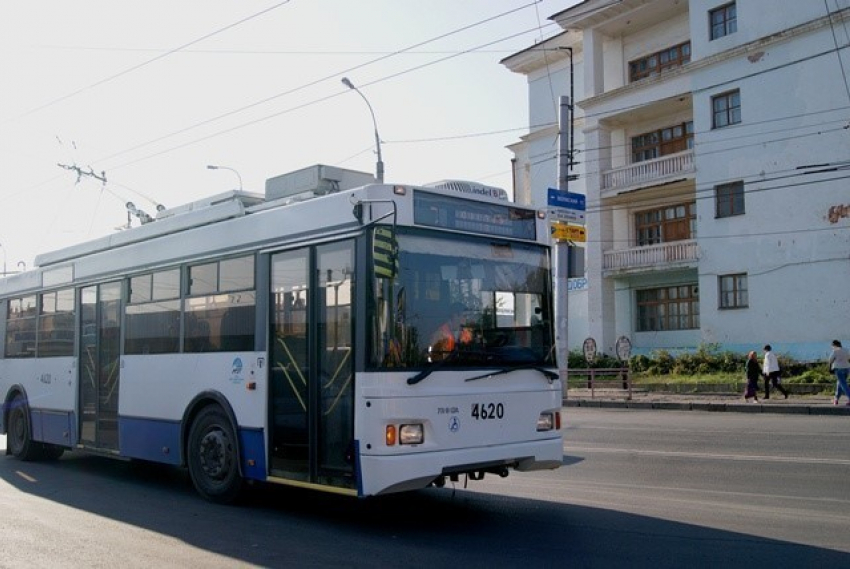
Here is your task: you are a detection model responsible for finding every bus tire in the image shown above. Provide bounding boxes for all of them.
[187,405,243,504]
[8,395,41,461]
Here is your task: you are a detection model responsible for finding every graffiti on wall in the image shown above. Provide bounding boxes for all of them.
[828,204,850,224]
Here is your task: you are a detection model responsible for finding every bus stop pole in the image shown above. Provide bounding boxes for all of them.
[555,95,571,394]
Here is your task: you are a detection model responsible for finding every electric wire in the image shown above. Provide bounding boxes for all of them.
[4,1,293,124]
[90,3,552,167]
[824,0,850,105]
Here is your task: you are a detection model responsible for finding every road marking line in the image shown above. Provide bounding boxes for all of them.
[562,445,850,465]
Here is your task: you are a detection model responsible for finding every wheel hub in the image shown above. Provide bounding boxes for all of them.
[198,429,231,480]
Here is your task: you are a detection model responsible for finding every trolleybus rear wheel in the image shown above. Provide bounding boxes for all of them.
[187,405,243,504]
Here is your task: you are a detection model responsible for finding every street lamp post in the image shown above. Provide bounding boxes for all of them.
[341,77,384,183]
[206,165,243,191]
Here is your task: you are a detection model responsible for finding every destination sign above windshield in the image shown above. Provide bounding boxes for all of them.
[413,190,536,240]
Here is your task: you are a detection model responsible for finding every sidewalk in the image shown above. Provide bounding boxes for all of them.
[563,388,850,416]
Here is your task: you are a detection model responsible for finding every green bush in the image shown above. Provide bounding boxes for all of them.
[568,343,829,383]
[784,367,832,384]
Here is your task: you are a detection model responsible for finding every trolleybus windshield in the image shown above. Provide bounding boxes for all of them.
[370,228,554,371]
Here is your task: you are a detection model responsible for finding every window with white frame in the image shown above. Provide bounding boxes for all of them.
[710,2,737,40]
[712,90,741,128]
[719,273,748,309]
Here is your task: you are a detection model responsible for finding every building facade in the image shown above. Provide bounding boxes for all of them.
[504,0,850,361]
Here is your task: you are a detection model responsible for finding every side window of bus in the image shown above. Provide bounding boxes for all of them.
[5,296,37,358]
[125,269,181,355]
[38,288,75,357]
[184,255,256,352]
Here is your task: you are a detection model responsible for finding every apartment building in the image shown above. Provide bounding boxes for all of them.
[503,0,850,361]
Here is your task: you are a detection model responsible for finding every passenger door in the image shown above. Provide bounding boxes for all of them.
[79,281,122,450]
[268,240,354,488]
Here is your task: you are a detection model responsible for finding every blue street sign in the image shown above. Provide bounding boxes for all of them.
[547,188,586,211]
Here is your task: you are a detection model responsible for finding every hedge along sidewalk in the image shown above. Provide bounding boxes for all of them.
[563,387,849,416]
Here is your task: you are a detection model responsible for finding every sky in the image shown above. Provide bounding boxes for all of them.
[0,0,577,270]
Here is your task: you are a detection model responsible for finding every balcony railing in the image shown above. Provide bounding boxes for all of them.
[602,149,695,192]
[603,240,698,273]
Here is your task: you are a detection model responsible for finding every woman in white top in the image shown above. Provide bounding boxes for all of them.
[828,339,850,406]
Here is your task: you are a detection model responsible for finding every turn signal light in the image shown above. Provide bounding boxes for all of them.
[386,425,397,446]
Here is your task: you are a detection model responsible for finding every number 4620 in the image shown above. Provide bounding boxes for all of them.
[471,402,504,420]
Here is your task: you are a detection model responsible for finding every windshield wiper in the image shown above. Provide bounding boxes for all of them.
[464,363,558,382]
[406,351,460,385]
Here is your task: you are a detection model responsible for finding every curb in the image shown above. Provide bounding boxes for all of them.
[563,399,850,416]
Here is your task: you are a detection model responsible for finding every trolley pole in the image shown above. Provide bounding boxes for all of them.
[555,95,571,392]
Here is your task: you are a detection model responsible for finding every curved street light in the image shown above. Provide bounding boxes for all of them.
[341,77,384,183]
[206,164,243,191]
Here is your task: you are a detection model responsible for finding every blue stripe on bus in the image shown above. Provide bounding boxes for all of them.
[119,417,182,465]
[31,409,73,447]
[239,428,266,481]
[353,439,363,497]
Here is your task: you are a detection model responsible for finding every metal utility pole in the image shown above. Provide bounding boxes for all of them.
[555,95,572,389]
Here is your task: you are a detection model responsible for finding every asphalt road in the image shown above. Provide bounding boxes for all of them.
[0,409,848,568]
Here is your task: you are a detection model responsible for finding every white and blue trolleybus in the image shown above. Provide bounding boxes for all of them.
[0,166,563,502]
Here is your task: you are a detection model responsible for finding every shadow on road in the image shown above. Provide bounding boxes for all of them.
[2,452,847,568]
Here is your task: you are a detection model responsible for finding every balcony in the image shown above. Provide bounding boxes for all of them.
[602,149,695,195]
[603,239,699,275]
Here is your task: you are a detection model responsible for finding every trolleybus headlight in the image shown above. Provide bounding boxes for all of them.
[537,412,557,432]
[399,423,424,445]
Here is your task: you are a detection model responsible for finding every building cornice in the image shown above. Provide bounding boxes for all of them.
[501,31,580,75]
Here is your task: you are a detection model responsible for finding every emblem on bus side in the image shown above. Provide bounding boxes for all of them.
[449,416,460,433]
[230,357,244,384]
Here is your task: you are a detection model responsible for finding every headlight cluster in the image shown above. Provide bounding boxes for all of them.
[386,423,424,445]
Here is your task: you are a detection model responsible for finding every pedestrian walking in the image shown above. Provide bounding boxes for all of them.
[762,344,789,399]
[828,339,850,406]
[744,350,760,403]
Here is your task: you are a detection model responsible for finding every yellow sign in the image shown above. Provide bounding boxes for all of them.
[551,223,586,242]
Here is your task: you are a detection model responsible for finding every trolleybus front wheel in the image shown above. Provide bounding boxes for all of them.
[8,395,41,461]
[187,405,243,504]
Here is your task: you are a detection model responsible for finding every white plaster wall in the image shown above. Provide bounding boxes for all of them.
[693,20,850,359]
[690,0,847,60]
[602,36,625,92]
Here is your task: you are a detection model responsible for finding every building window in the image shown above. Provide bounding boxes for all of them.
[631,122,694,163]
[637,285,700,331]
[712,90,741,128]
[710,3,737,40]
[629,42,691,82]
[635,202,696,246]
[719,274,748,309]
[715,181,745,218]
